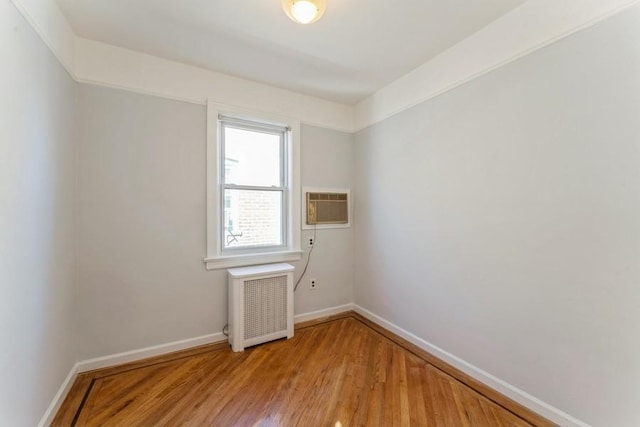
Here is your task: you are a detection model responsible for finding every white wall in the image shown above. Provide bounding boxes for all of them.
[77,84,355,359]
[76,84,215,359]
[0,2,77,426]
[354,5,640,427]
[295,125,354,314]
[8,0,639,424]
[75,38,354,133]
[354,0,640,130]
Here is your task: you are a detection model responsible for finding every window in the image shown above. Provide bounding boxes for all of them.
[205,103,301,270]
[221,117,286,251]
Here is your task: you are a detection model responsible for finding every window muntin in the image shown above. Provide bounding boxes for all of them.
[220,116,288,252]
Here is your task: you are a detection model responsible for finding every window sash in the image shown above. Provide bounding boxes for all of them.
[220,121,285,188]
[219,114,290,134]
[221,188,286,251]
[219,117,288,254]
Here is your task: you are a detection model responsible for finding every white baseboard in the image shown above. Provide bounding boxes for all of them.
[38,303,354,425]
[37,362,79,427]
[38,304,585,426]
[38,333,225,426]
[77,303,355,374]
[33,307,592,427]
[294,303,354,324]
[77,332,226,373]
[352,304,589,427]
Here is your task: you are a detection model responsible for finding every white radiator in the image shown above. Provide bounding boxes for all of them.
[227,263,294,352]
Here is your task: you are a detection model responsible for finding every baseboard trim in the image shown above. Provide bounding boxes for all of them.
[294,303,354,324]
[76,304,355,373]
[40,305,584,426]
[352,304,589,427]
[76,332,226,373]
[37,362,79,427]
[40,303,354,424]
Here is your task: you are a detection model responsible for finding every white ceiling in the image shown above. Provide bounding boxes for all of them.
[55,0,525,104]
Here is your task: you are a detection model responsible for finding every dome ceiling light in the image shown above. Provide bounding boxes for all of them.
[282,0,327,25]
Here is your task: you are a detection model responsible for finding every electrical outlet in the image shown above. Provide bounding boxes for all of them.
[308,237,314,248]
[310,278,317,290]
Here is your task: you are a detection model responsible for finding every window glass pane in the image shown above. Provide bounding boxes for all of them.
[223,189,283,249]
[224,126,281,187]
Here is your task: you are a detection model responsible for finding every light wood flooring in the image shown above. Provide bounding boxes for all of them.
[53,312,555,426]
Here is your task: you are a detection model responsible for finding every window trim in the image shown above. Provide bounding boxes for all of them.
[204,101,302,270]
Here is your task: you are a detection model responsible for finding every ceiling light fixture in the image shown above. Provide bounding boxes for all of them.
[282,0,326,25]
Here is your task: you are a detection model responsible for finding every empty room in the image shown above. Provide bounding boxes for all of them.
[2,0,639,426]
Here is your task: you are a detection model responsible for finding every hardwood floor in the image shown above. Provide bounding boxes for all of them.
[53,312,555,426]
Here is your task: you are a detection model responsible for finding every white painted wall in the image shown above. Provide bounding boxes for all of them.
[75,38,355,133]
[295,125,354,314]
[0,2,77,426]
[16,0,637,134]
[354,5,640,427]
[10,0,355,133]
[76,84,217,359]
[8,0,640,424]
[9,0,77,74]
[354,0,640,130]
[77,85,355,359]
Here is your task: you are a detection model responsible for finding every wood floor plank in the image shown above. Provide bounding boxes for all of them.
[50,374,93,426]
[450,382,472,427]
[53,312,555,426]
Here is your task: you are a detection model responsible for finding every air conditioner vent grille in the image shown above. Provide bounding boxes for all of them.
[307,192,349,225]
[244,275,288,340]
[308,192,348,201]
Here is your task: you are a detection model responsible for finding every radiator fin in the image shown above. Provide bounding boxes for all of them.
[244,275,288,340]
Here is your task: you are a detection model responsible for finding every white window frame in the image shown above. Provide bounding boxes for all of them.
[204,101,302,270]
[220,117,288,253]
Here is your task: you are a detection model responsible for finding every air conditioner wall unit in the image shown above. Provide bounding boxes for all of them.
[303,187,351,230]
[227,263,294,352]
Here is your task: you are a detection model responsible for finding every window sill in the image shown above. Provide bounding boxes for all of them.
[204,250,303,270]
